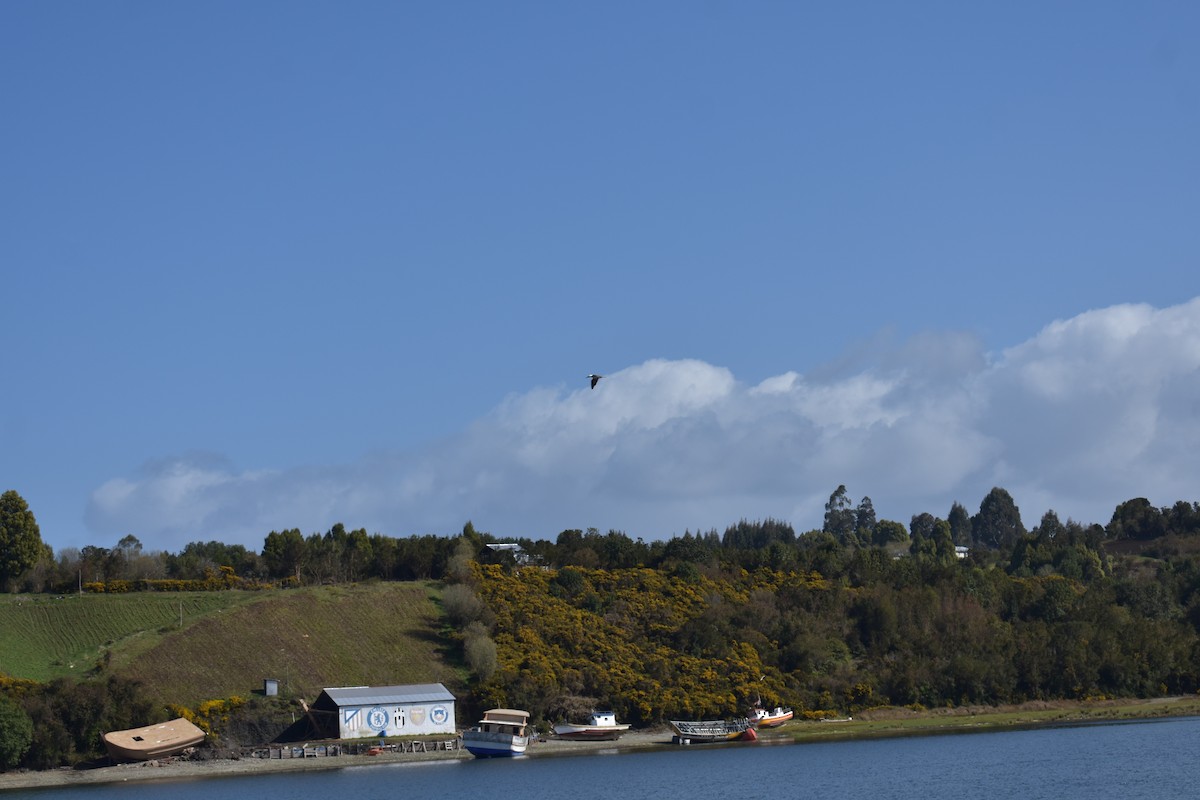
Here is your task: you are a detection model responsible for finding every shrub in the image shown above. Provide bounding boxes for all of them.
[0,695,33,770]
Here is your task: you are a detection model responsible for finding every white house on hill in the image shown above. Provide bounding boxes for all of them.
[486,542,532,565]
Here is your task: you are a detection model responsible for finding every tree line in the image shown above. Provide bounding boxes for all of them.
[5,487,1200,592]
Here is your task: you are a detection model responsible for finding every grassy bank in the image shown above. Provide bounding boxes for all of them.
[774,695,1200,743]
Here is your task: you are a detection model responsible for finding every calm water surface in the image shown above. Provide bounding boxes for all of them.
[17,716,1200,800]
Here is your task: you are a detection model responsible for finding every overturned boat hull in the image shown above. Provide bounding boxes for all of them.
[103,717,206,762]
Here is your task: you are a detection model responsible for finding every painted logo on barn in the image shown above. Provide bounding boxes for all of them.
[366,706,389,732]
[430,705,450,726]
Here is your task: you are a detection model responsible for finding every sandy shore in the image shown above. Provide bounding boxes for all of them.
[0,729,680,792]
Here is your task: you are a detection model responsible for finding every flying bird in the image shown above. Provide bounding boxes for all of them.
[588,374,603,389]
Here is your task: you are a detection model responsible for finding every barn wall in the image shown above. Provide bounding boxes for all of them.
[337,701,456,739]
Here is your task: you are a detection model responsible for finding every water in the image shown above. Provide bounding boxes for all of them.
[15,717,1200,800]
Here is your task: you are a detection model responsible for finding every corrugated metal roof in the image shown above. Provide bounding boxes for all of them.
[321,683,455,707]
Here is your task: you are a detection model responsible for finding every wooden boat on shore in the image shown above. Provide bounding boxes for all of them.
[553,711,630,741]
[668,717,754,743]
[752,705,793,728]
[462,708,531,757]
[103,717,206,762]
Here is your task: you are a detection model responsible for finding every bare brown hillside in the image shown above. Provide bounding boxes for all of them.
[118,582,465,707]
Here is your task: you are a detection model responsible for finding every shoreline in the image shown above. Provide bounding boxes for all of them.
[0,728,681,792]
[4,696,1198,792]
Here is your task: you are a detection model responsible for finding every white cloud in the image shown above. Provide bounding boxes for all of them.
[86,298,1200,550]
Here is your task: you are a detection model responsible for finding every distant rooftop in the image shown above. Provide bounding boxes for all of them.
[320,683,454,707]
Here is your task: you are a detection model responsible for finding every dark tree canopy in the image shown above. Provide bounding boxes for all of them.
[262,528,306,581]
[910,517,955,564]
[872,519,909,546]
[948,502,972,545]
[0,695,33,770]
[0,490,46,588]
[909,512,941,542]
[1107,498,1165,541]
[972,487,1026,549]
[1033,509,1065,543]
[824,485,858,545]
[722,518,795,550]
[856,497,877,541]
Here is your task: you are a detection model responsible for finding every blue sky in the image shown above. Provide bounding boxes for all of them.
[3,2,1199,555]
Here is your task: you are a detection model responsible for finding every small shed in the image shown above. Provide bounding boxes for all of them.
[311,683,457,739]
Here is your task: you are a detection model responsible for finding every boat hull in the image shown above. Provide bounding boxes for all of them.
[553,712,630,741]
[103,718,206,762]
[463,707,531,758]
[668,718,753,743]
[754,709,794,728]
[553,724,630,741]
[462,732,529,757]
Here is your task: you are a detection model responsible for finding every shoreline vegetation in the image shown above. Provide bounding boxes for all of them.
[3,696,1196,792]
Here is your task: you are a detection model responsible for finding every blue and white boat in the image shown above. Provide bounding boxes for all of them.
[462,708,531,757]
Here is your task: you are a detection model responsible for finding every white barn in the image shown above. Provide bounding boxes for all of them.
[312,683,457,739]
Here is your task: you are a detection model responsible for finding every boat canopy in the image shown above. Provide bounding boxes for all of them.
[480,708,530,724]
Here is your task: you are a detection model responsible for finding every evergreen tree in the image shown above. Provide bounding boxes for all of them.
[0,695,33,770]
[855,497,878,542]
[262,529,306,581]
[948,502,972,545]
[824,485,858,545]
[872,519,909,546]
[971,487,1026,549]
[0,490,48,589]
[910,518,956,564]
[1033,510,1065,543]
[1107,498,1164,541]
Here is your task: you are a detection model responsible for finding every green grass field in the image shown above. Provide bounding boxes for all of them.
[0,592,261,682]
[0,583,465,707]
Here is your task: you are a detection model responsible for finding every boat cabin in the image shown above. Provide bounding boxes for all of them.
[478,708,530,735]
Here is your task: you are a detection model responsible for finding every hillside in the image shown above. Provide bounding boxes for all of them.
[0,591,261,682]
[0,582,465,707]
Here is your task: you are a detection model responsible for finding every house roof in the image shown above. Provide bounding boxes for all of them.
[320,683,455,707]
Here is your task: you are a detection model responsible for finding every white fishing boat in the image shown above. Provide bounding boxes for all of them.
[752,705,793,728]
[462,708,531,757]
[553,711,630,741]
